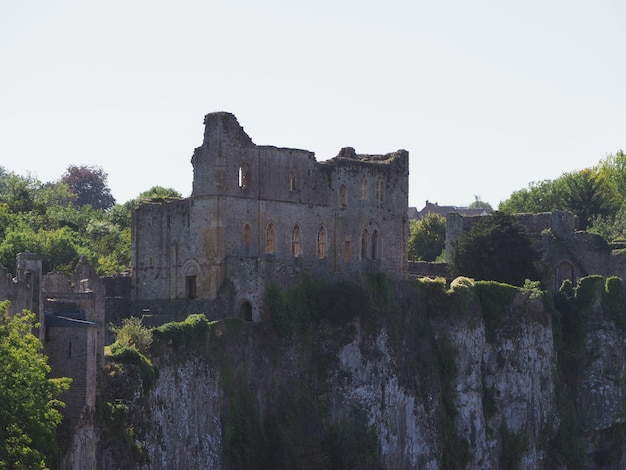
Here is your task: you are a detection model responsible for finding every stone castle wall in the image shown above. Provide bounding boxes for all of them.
[132,112,410,321]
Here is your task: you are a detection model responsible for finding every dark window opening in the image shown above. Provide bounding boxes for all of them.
[186,275,197,299]
[240,301,253,322]
[371,230,379,260]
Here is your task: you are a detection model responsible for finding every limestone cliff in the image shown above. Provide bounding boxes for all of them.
[62,276,626,469]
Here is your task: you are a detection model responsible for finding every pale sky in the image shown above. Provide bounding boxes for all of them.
[1,0,624,209]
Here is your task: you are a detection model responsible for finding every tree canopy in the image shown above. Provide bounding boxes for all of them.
[499,151,624,233]
[408,213,446,261]
[449,212,542,286]
[60,165,116,211]
[0,302,71,469]
[0,166,139,275]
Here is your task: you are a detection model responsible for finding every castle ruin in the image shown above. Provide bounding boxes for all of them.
[131,112,410,321]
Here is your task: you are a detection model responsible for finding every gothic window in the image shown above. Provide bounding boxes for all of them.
[344,239,351,262]
[360,179,368,200]
[238,164,249,189]
[290,170,298,192]
[266,222,276,254]
[339,184,347,208]
[243,223,251,246]
[292,224,301,257]
[361,229,370,259]
[371,230,379,260]
[317,226,327,259]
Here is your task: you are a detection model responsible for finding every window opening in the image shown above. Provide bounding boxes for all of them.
[290,171,298,191]
[344,239,351,262]
[361,230,370,259]
[238,165,249,188]
[361,179,368,199]
[266,222,276,254]
[317,226,327,259]
[371,230,379,260]
[292,224,301,257]
[240,301,253,322]
[339,184,347,207]
[186,275,197,299]
[376,179,384,201]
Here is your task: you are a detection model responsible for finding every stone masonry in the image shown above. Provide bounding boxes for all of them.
[132,112,410,321]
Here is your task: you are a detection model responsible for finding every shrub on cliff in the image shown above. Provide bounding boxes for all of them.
[110,316,153,356]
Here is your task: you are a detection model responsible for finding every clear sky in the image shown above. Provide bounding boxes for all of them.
[1,0,624,209]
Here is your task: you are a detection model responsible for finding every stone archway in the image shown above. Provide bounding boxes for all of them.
[555,260,575,290]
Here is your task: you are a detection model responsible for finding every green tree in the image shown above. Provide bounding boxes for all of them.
[500,168,621,231]
[589,206,626,242]
[449,212,542,286]
[0,224,40,273]
[0,302,71,469]
[499,179,566,214]
[560,168,620,230]
[408,213,446,261]
[110,316,153,356]
[597,150,626,200]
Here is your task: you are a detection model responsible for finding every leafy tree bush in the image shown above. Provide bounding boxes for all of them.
[500,166,621,231]
[60,165,116,210]
[408,213,446,261]
[110,316,153,356]
[449,212,541,286]
[0,302,71,469]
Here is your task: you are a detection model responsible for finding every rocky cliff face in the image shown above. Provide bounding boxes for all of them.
[63,276,626,469]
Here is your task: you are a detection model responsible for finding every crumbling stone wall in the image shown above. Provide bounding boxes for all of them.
[132,112,410,320]
[0,254,105,427]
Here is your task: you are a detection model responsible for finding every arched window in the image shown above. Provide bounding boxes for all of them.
[371,230,379,260]
[361,229,370,259]
[292,224,301,257]
[182,259,201,299]
[266,222,276,254]
[317,226,327,259]
[238,164,249,188]
[243,223,251,246]
[339,184,347,208]
[361,179,368,199]
[344,239,351,262]
[290,170,298,192]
